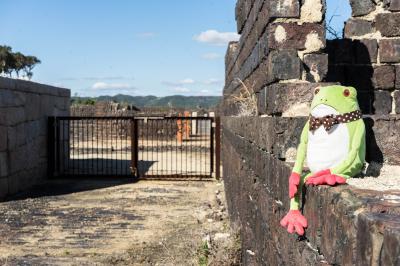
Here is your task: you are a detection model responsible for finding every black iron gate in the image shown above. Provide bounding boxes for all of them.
[49,116,220,179]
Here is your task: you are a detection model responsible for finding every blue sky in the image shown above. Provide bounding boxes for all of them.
[0,0,351,97]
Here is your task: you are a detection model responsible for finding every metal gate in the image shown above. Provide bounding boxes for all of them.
[49,116,220,179]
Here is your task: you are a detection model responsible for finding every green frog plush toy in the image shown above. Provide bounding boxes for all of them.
[280,85,366,236]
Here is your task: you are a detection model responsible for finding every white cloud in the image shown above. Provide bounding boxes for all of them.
[91,82,137,91]
[162,78,195,87]
[137,32,156,38]
[172,87,190,93]
[203,78,223,85]
[194,30,240,46]
[202,53,221,60]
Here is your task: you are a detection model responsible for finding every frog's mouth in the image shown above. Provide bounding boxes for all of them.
[311,104,339,118]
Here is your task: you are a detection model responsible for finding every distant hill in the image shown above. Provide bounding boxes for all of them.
[72,94,221,109]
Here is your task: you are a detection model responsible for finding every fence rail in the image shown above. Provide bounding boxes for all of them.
[49,116,219,179]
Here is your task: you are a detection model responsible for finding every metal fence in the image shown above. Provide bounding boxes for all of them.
[49,116,219,179]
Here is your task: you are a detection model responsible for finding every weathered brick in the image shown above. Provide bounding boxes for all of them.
[374,90,392,114]
[372,65,395,89]
[376,13,400,37]
[396,65,400,89]
[349,0,376,16]
[268,50,301,81]
[303,53,328,82]
[0,177,8,199]
[394,91,400,114]
[268,0,300,18]
[264,82,329,116]
[344,19,374,37]
[379,39,400,63]
[355,39,378,64]
[0,152,8,178]
[268,23,325,50]
[326,39,354,64]
[389,0,400,10]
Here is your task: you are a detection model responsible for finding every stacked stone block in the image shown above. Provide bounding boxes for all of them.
[326,0,400,114]
[0,77,70,199]
[223,0,329,116]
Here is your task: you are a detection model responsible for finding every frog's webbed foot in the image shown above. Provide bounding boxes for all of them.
[305,169,347,186]
[280,210,308,236]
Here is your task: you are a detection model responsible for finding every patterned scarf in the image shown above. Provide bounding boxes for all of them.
[309,110,362,132]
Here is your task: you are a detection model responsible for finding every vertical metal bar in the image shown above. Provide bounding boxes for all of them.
[47,117,55,178]
[210,118,214,178]
[55,117,60,176]
[215,117,221,180]
[131,118,139,177]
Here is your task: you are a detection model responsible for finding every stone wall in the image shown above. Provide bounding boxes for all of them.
[326,0,400,114]
[0,77,70,199]
[222,0,400,265]
[223,117,400,265]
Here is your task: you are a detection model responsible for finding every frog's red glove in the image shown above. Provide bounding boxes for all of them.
[305,169,346,186]
[289,172,301,198]
[280,210,308,236]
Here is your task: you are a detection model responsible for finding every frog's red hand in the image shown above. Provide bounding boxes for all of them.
[280,210,308,236]
[289,172,301,198]
[306,169,346,186]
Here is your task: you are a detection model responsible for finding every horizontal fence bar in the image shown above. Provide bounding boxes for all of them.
[51,116,215,179]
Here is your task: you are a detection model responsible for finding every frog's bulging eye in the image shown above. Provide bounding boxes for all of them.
[343,89,350,97]
[314,88,320,95]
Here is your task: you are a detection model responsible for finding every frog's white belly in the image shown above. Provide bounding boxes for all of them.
[307,105,350,173]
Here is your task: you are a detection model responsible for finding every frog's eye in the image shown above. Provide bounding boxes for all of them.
[343,89,350,97]
[314,88,320,95]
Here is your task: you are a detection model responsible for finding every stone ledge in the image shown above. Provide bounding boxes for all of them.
[222,124,400,265]
[222,115,400,165]
[0,77,70,98]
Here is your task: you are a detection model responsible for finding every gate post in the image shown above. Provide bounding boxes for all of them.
[131,118,139,177]
[215,117,221,180]
[48,117,56,178]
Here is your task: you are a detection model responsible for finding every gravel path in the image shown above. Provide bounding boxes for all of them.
[0,178,235,265]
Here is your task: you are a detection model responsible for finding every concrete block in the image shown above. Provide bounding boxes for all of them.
[0,89,26,107]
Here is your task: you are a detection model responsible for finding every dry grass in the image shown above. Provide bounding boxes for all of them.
[230,78,258,117]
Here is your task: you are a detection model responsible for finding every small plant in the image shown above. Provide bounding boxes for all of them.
[230,78,258,117]
[198,240,210,266]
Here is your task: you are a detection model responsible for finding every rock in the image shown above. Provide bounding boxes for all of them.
[303,53,328,82]
[372,65,395,90]
[376,13,400,37]
[379,39,400,63]
[345,19,374,37]
[268,50,301,81]
[389,0,400,10]
[268,0,300,18]
[349,0,376,16]
[373,91,393,115]
[394,91,400,114]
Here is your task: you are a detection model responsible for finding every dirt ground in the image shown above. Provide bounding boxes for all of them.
[0,178,240,266]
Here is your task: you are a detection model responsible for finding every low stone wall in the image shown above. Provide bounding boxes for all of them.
[222,116,400,265]
[0,77,70,199]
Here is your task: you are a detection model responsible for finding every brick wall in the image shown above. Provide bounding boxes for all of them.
[326,0,400,114]
[222,0,400,264]
[0,77,70,199]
